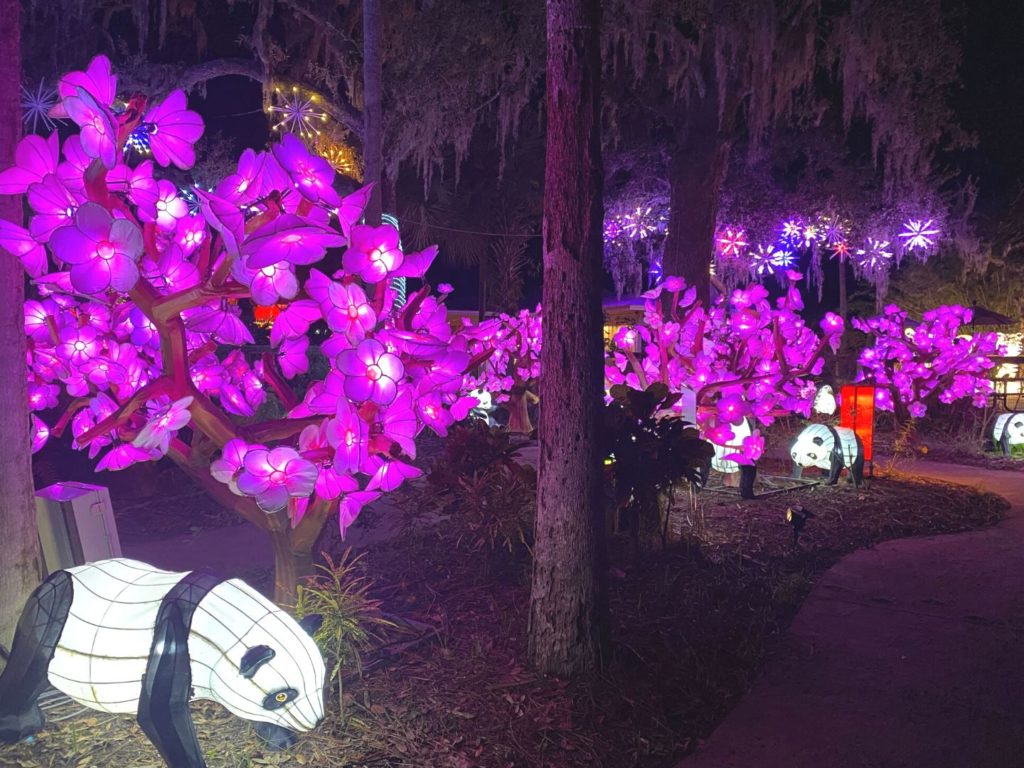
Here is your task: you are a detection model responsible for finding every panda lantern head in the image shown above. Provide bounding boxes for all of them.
[214,611,326,734]
[790,429,832,471]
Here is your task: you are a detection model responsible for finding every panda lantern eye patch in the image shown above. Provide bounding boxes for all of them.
[263,688,298,710]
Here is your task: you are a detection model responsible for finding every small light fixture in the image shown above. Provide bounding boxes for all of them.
[786,505,815,545]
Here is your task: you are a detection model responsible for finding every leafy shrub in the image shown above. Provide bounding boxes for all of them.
[603,383,714,554]
[451,461,536,558]
[295,550,393,715]
[428,420,518,489]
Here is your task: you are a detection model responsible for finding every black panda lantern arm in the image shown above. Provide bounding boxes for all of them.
[137,569,225,768]
[824,425,845,485]
[0,570,74,743]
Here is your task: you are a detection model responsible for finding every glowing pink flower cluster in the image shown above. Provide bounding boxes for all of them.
[853,304,1003,418]
[464,307,542,401]
[605,274,844,464]
[1,55,481,537]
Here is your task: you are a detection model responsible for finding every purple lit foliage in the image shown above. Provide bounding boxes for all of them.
[853,304,1003,419]
[1,55,481,542]
[605,274,844,465]
[464,307,542,433]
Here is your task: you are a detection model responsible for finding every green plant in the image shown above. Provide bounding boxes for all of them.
[295,550,393,716]
[603,383,714,556]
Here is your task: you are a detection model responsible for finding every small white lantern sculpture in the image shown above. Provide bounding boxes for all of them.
[992,412,1024,455]
[0,558,326,767]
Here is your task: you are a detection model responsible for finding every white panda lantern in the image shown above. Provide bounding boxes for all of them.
[468,387,496,426]
[0,558,326,767]
[992,412,1024,454]
[710,417,758,499]
[790,423,865,487]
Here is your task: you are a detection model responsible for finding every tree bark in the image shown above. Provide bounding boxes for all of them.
[529,0,607,677]
[661,51,733,306]
[362,0,384,226]
[0,0,40,649]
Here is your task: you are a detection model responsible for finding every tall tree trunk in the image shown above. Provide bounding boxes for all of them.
[529,0,607,677]
[661,51,732,305]
[0,0,40,649]
[362,0,384,226]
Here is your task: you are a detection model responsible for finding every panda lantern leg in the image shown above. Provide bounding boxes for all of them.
[738,465,757,500]
[138,569,225,768]
[849,436,866,487]
[0,570,74,743]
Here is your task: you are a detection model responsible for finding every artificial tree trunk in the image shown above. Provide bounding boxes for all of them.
[506,387,537,434]
[528,0,607,677]
[0,0,40,649]
[661,51,733,306]
[362,0,384,227]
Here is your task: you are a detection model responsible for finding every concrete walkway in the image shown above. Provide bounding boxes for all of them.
[679,461,1024,768]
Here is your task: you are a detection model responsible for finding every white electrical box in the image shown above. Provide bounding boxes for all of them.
[35,482,122,574]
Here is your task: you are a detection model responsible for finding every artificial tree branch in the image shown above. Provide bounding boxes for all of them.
[260,351,301,410]
[75,378,171,446]
[167,442,270,531]
[241,416,322,444]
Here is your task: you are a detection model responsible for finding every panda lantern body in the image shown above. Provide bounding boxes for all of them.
[0,558,326,768]
[790,424,865,487]
[992,412,1024,455]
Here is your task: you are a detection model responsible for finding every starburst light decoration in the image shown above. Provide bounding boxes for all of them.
[716,227,748,259]
[267,85,329,140]
[622,206,658,239]
[855,238,893,271]
[779,219,803,247]
[898,219,940,252]
[313,134,362,180]
[21,80,63,134]
[831,239,851,261]
[749,244,793,276]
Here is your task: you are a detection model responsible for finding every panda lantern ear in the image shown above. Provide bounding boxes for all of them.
[299,613,323,637]
[240,645,276,679]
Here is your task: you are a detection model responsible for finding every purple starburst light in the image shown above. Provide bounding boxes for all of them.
[779,219,803,247]
[855,238,893,271]
[749,244,793,276]
[818,215,849,246]
[622,206,656,240]
[898,219,940,251]
[268,85,329,140]
[21,80,63,134]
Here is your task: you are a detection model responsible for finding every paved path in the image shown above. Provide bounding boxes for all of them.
[679,461,1024,768]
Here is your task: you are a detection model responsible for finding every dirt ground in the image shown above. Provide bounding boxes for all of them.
[0,460,1007,768]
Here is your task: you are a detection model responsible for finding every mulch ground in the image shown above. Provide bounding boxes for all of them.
[0,471,1007,768]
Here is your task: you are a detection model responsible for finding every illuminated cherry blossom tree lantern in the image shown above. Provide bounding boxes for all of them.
[853,304,1003,420]
[604,274,844,479]
[464,306,542,433]
[0,55,482,603]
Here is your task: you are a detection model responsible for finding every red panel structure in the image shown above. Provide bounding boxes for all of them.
[840,384,875,463]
